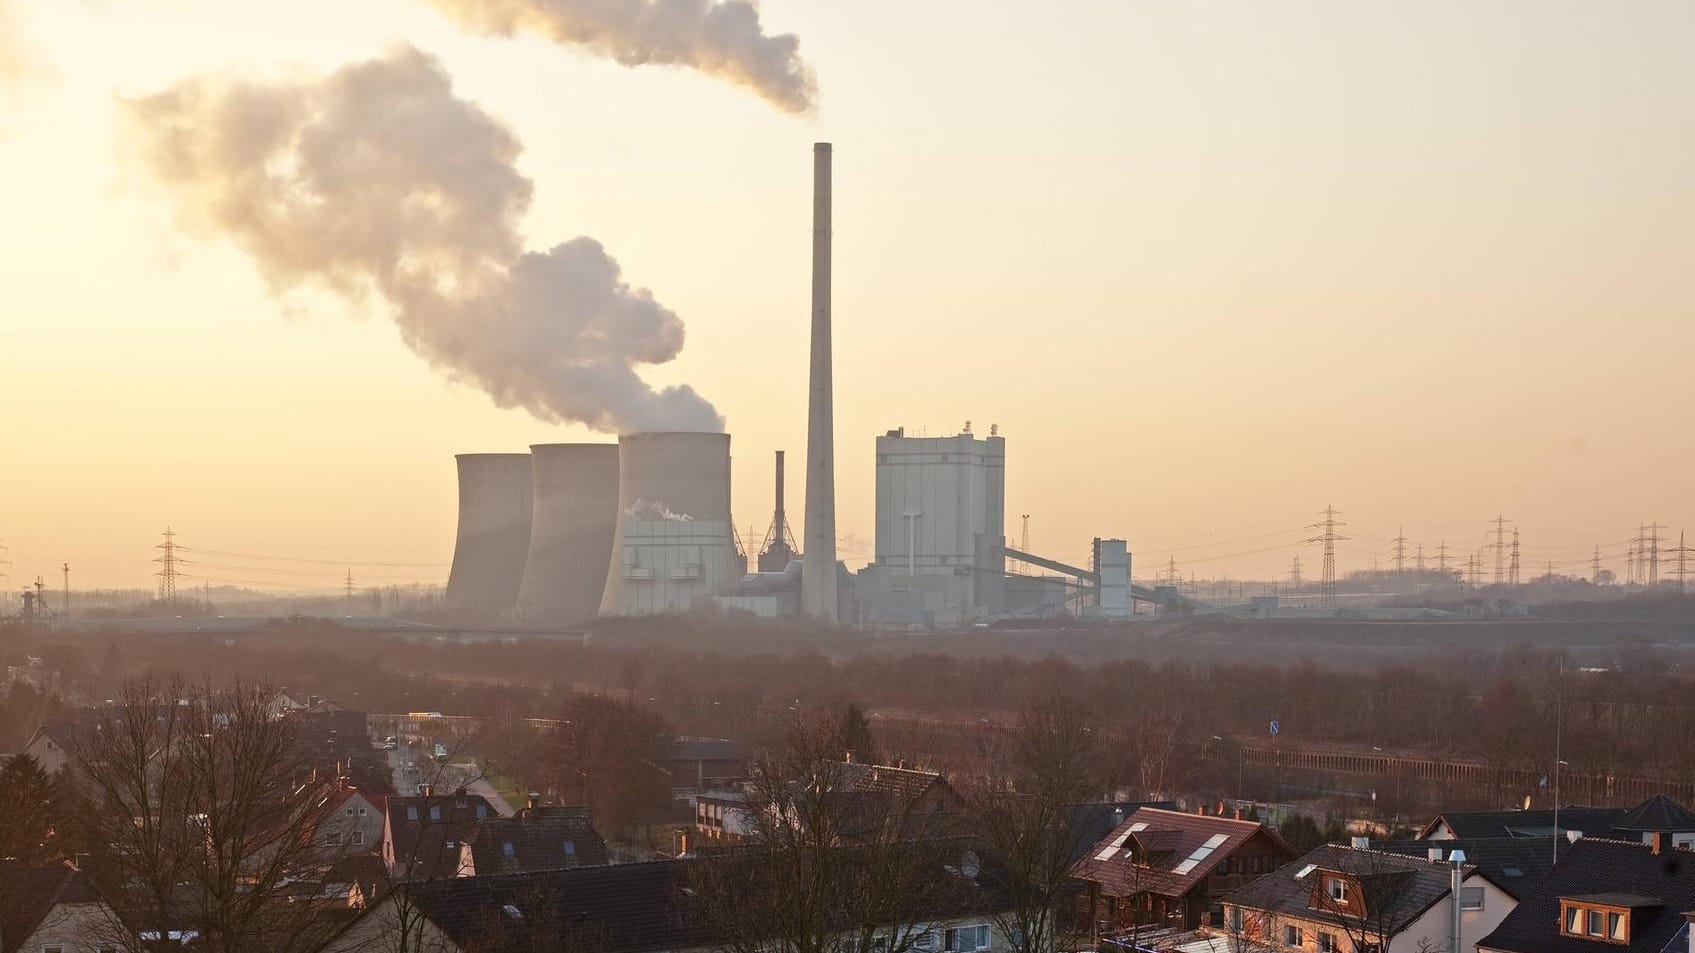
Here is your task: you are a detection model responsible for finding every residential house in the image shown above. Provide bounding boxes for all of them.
[1478,835,1695,953]
[327,855,1018,953]
[311,787,386,856]
[834,759,969,841]
[383,792,500,880]
[1073,807,1297,934]
[694,791,755,846]
[0,862,119,953]
[1609,794,1695,849]
[1369,836,1567,901]
[1062,801,1179,865]
[17,718,75,774]
[458,805,610,875]
[1221,844,1514,953]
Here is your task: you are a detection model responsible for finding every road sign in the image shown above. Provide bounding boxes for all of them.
[1269,721,1280,736]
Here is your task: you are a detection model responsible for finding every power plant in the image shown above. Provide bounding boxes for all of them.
[440,142,1142,628]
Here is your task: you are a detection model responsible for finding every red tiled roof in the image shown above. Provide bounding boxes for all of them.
[1073,807,1277,900]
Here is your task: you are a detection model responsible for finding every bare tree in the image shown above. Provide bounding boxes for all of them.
[1306,848,1444,953]
[964,698,1103,953]
[65,678,342,953]
[700,706,964,953]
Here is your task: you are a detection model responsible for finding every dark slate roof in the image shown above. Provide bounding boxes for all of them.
[0,863,105,953]
[1062,802,1179,865]
[392,852,1011,953]
[1479,838,1695,953]
[466,807,610,874]
[385,793,498,879]
[1614,795,1695,834]
[1073,807,1288,900]
[1224,844,1473,939]
[836,761,949,801]
[1418,805,1625,840]
[1373,836,1568,900]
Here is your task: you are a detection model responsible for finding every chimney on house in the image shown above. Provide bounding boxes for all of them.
[528,792,541,811]
[1654,832,1667,856]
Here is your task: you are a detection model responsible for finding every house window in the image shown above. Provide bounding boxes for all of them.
[351,830,364,845]
[45,739,58,751]
[1460,886,1484,911]
[502,841,515,857]
[946,925,990,952]
[45,947,64,953]
[564,840,577,856]
[1228,907,1243,931]
[346,808,355,816]
[1283,925,1302,946]
[1318,932,1336,952]
[407,806,419,821]
[1328,877,1347,901]
[358,807,367,816]
[913,931,938,952]
[476,804,489,819]
[1561,901,1630,944]
[429,806,442,821]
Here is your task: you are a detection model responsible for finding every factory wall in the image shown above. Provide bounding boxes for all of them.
[1093,538,1131,619]
[444,453,534,615]
[515,443,619,623]
[599,432,734,617]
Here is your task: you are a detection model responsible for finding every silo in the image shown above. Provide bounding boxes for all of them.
[515,443,620,623]
[599,432,734,617]
[444,453,533,615]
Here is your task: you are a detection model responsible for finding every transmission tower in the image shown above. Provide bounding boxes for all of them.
[1490,516,1510,585]
[1304,505,1348,607]
[1592,544,1604,584]
[1509,527,1522,585]
[154,527,180,605]
[1415,543,1426,573]
[1391,526,1408,574]
[1436,540,1450,574]
[344,569,355,603]
[1161,556,1181,587]
[1289,555,1304,589]
[1667,531,1695,593]
[1647,522,1666,586]
[1019,514,1031,575]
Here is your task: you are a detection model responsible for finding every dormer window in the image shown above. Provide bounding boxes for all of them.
[1328,877,1347,902]
[1558,894,1656,944]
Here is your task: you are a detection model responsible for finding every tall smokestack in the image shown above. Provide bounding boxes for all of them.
[774,450,787,543]
[801,142,839,622]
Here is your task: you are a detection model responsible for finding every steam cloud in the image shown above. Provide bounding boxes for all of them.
[125,47,723,434]
[425,0,815,112]
[0,0,30,93]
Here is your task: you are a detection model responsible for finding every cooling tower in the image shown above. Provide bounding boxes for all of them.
[515,443,620,623]
[445,453,534,614]
[599,432,734,617]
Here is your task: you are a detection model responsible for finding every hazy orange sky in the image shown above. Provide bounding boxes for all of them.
[1,1,1691,593]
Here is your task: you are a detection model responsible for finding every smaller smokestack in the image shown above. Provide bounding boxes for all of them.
[774,450,786,542]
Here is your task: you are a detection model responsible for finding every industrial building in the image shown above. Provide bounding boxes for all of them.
[437,142,1143,629]
[859,427,1006,626]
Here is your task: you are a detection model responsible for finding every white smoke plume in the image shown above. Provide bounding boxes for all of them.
[125,47,723,434]
[0,0,32,95]
[425,0,815,113]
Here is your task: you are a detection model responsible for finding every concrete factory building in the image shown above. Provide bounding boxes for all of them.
[861,427,1007,627]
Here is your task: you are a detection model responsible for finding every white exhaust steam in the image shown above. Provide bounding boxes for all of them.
[124,47,722,434]
[425,0,815,112]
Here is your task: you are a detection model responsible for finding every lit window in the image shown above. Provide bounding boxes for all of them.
[1460,886,1484,911]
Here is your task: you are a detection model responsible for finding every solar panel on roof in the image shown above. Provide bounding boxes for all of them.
[1095,831,1133,861]
[1295,864,1317,879]
[1172,859,1199,874]
[1201,833,1229,849]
